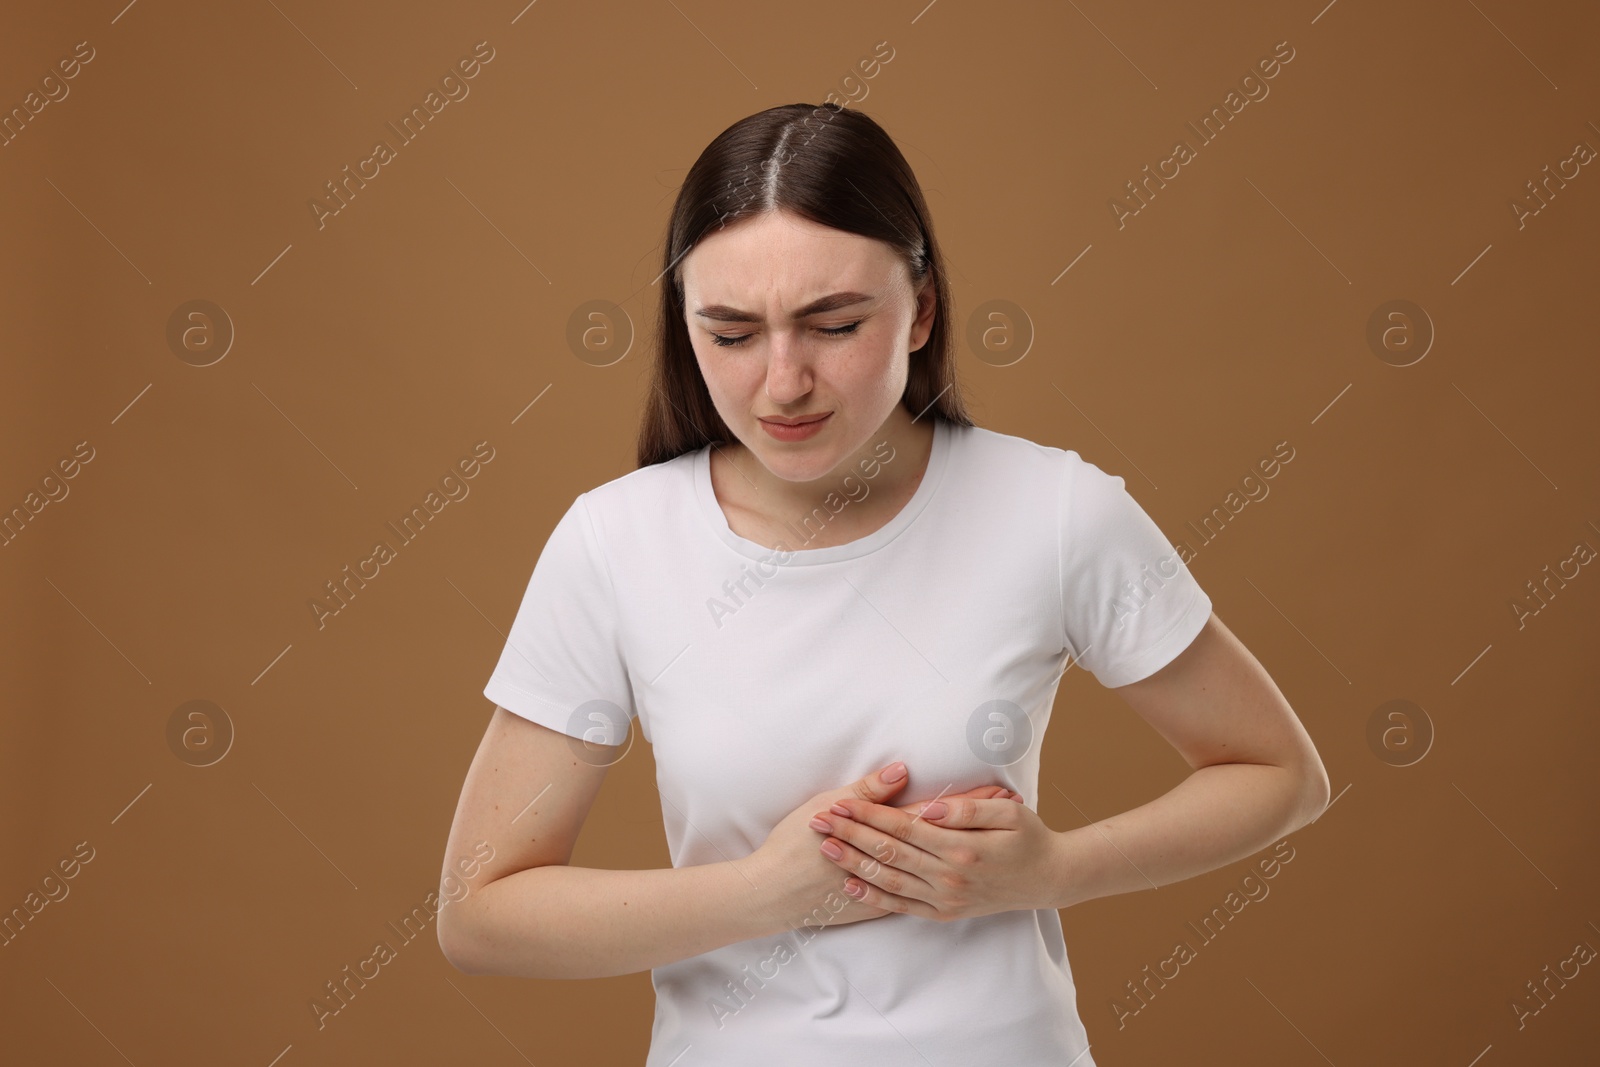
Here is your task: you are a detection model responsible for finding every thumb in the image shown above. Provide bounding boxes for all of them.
[844,761,908,803]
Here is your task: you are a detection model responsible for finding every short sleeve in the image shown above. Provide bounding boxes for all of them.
[1058,453,1213,688]
[482,492,637,740]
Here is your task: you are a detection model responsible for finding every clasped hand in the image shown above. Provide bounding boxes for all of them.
[808,774,1062,921]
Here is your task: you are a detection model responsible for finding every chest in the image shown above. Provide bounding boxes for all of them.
[614,526,1067,849]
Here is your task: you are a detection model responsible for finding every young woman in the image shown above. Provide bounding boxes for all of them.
[438,102,1329,1065]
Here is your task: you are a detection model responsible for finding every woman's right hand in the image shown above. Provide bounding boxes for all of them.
[742,762,1019,932]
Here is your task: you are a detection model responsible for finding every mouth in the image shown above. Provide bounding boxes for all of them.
[758,413,832,427]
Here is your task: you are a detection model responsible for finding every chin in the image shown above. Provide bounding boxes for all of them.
[750,441,837,479]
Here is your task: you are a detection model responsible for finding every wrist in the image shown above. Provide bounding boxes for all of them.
[728,849,789,941]
[1046,827,1091,911]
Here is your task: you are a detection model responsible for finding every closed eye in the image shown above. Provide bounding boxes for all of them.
[709,321,862,348]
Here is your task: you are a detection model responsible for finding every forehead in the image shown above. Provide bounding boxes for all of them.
[681,211,902,302]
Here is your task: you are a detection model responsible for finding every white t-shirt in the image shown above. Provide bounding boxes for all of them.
[483,417,1212,1066]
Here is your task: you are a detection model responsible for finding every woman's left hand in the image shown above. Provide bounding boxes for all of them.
[806,792,1063,921]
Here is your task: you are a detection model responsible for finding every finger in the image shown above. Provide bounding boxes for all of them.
[841,874,938,919]
[890,785,1014,811]
[842,761,910,805]
[812,811,935,878]
[911,795,1019,829]
[891,788,989,814]
[827,796,964,857]
[817,833,937,909]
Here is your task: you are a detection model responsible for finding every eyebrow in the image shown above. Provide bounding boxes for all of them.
[692,291,874,323]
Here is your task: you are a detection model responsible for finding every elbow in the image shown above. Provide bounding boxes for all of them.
[440,945,479,977]
[437,933,476,976]
[1288,745,1332,830]
[436,910,487,976]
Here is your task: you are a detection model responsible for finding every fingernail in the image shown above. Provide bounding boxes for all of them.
[809,816,832,832]
[882,762,907,782]
[829,802,851,817]
[843,879,864,896]
[821,841,843,860]
[918,801,947,819]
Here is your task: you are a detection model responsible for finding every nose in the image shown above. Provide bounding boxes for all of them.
[763,331,814,403]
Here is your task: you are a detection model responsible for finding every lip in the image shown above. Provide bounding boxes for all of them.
[758,411,831,442]
[758,413,832,426]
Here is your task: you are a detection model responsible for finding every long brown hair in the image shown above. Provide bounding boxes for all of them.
[635,101,975,469]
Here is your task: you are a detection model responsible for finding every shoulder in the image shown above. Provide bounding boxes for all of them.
[947,425,1143,545]
[573,447,703,535]
[946,421,1103,488]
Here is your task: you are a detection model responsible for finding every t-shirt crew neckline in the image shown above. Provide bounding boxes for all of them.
[693,416,951,566]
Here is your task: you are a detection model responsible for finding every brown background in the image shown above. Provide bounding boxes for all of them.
[3,1,1597,1064]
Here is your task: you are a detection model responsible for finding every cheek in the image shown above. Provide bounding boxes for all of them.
[827,340,902,393]
[696,348,761,399]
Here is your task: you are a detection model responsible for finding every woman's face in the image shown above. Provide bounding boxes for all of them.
[679,209,935,484]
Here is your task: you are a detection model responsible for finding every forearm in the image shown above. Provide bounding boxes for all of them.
[442,855,782,979]
[1048,760,1327,910]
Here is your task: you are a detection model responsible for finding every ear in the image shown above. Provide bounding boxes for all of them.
[909,273,937,352]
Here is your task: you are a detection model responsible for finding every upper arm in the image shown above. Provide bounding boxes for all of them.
[1110,612,1330,808]
[436,705,614,957]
